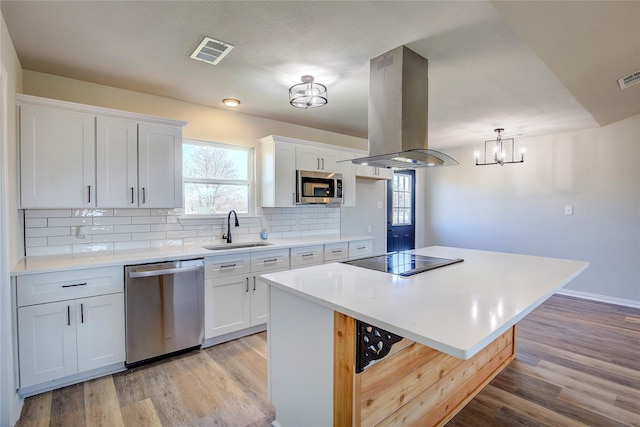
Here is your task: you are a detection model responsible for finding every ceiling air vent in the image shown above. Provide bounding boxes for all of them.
[617,70,640,90]
[190,37,234,65]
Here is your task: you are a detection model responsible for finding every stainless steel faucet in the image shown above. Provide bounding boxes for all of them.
[222,210,239,243]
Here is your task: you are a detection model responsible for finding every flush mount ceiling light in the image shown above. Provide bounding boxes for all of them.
[222,98,241,107]
[289,75,328,109]
[474,128,525,166]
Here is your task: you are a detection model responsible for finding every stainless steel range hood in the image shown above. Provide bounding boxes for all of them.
[352,46,458,169]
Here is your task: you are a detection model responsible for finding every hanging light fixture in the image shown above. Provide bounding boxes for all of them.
[289,75,327,109]
[474,128,525,166]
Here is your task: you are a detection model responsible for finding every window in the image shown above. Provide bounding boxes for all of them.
[182,139,253,215]
[391,173,412,225]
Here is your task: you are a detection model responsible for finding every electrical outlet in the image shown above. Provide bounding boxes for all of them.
[564,205,573,215]
[377,201,383,209]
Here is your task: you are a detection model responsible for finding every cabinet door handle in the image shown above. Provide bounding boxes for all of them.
[67,305,71,326]
[245,277,249,292]
[131,187,135,204]
[87,185,92,203]
[317,158,320,170]
[322,158,325,170]
[292,192,296,205]
[253,276,256,292]
[62,282,87,288]
[142,187,146,204]
[80,303,85,323]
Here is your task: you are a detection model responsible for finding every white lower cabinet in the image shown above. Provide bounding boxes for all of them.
[290,245,324,267]
[205,249,290,339]
[349,239,374,259]
[205,274,251,338]
[324,242,349,263]
[16,267,125,390]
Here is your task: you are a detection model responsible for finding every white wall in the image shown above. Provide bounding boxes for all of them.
[22,71,368,152]
[341,178,387,255]
[422,114,640,304]
[1,9,24,426]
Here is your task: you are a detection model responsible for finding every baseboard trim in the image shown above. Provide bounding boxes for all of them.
[11,391,23,427]
[555,289,640,309]
[19,363,125,398]
[202,324,267,348]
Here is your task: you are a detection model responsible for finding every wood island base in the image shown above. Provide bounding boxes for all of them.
[334,312,516,427]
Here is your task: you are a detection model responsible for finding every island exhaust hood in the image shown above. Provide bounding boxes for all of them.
[351,46,458,169]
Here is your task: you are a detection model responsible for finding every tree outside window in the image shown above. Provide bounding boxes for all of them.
[183,140,253,215]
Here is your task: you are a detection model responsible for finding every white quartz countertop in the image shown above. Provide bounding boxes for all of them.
[11,234,373,275]
[260,246,589,360]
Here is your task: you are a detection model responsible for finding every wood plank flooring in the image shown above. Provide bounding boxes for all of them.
[15,295,640,426]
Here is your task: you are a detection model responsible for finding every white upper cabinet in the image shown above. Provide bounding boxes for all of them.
[20,104,96,208]
[260,136,296,207]
[355,161,394,180]
[339,152,357,207]
[96,117,138,207]
[137,123,183,208]
[295,145,339,172]
[260,135,365,208]
[18,95,186,209]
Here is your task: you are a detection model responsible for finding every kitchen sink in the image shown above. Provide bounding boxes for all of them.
[203,242,274,251]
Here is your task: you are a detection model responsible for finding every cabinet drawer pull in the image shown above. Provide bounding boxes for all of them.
[67,305,71,326]
[302,253,315,258]
[357,246,366,250]
[262,258,278,264]
[331,249,343,254]
[131,187,135,204]
[80,303,85,323]
[62,282,88,288]
[220,263,237,269]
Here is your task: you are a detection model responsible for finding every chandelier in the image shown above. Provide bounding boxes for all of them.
[289,75,327,109]
[475,128,525,166]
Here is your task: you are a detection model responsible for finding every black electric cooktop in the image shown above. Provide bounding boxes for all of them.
[343,251,463,277]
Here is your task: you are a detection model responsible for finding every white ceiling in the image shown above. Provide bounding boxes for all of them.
[2,1,639,149]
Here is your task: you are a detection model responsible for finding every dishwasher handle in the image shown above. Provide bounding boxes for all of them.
[128,264,203,279]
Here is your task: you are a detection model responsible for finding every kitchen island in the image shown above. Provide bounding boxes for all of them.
[260,246,588,427]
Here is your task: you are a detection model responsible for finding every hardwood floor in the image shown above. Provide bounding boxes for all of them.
[15,295,640,427]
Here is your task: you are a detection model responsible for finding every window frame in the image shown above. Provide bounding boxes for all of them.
[181,138,255,217]
[391,172,413,226]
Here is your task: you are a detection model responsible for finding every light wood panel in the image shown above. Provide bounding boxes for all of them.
[14,295,640,427]
[334,312,356,427]
[353,326,515,427]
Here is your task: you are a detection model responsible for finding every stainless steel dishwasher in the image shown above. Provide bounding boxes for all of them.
[125,259,204,367]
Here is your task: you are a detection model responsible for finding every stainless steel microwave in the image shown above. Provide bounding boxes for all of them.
[296,170,343,204]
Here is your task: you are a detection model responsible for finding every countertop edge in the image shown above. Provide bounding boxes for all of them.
[11,234,374,275]
[260,249,590,360]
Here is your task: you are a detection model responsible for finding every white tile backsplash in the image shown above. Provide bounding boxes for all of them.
[23,206,340,256]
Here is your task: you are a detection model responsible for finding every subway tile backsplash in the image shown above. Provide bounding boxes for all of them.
[24,206,341,256]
